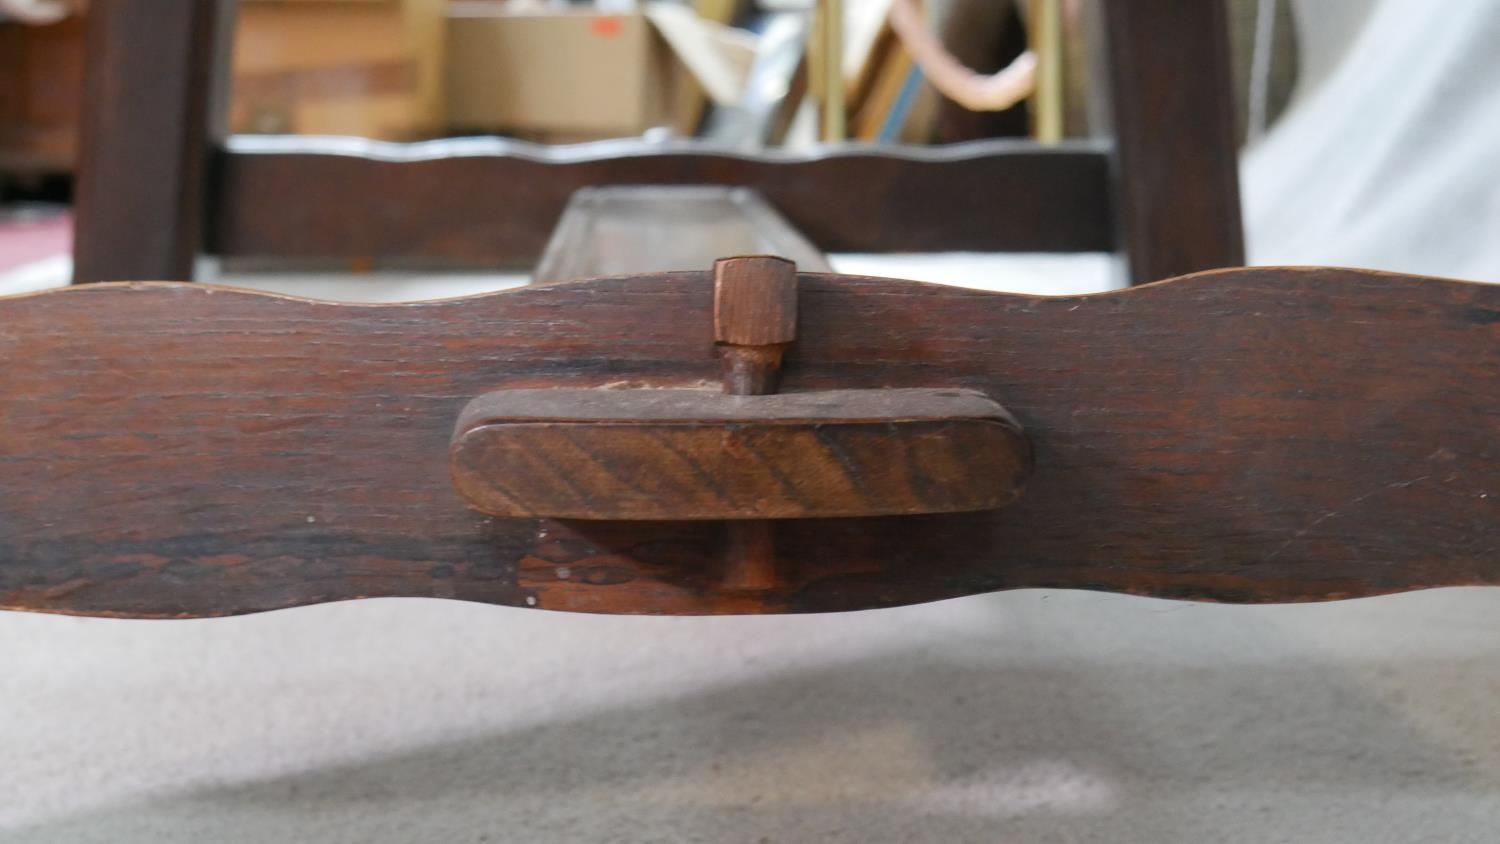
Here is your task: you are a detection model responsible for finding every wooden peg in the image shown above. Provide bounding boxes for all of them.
[714,255,797,396]
[447,258,1028,588]
[714,256,797,590]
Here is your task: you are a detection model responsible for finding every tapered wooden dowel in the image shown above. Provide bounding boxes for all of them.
[714,256,798,591]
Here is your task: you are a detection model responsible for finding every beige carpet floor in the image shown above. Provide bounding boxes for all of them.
[3,589,1498,842]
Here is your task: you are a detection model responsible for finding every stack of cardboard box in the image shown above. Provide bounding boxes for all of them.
[233,0,446,139]
[0,0,447,178]
[0,14,84,174]
[0,0,759,180]
[444,2,754,143]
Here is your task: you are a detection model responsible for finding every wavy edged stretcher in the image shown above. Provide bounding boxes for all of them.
[1,266,1496,617]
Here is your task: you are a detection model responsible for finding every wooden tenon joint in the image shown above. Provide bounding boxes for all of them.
[448,257,1033,595]
[713,256,798,396]
[714,256,798,591]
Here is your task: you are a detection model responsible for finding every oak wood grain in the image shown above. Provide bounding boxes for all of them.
[714,255,798,396]
[714,256,798,347]
[1,267,1496,617]
[449,388,1031,520]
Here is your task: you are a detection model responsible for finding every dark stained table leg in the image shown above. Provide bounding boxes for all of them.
[71,0,236,283]
[1101,0,1245,285]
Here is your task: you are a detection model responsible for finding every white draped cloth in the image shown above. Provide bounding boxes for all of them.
[1244,0,1500,281]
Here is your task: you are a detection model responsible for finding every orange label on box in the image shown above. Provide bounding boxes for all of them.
[591,17,624,38]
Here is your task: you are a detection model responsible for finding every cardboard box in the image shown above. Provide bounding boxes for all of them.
[232,0,445,140]
[0,16,86,173]
[0,0,445,177]
[444,5,705,140]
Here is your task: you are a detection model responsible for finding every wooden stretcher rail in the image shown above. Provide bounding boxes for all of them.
[209,137,1115,266]
[1,267,1496,617]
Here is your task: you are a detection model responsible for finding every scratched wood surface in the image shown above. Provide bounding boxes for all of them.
[1,267,1496,617]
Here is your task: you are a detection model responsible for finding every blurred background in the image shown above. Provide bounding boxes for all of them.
[3,0,1301,294]
[1,0,1289,166]
[3,1,1500,841]
[5,0,1496,295]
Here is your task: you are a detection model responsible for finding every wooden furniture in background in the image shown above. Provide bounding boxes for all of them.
[70,0,1243,286]
[532,186,831,284]
[1100,0,1245,289]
